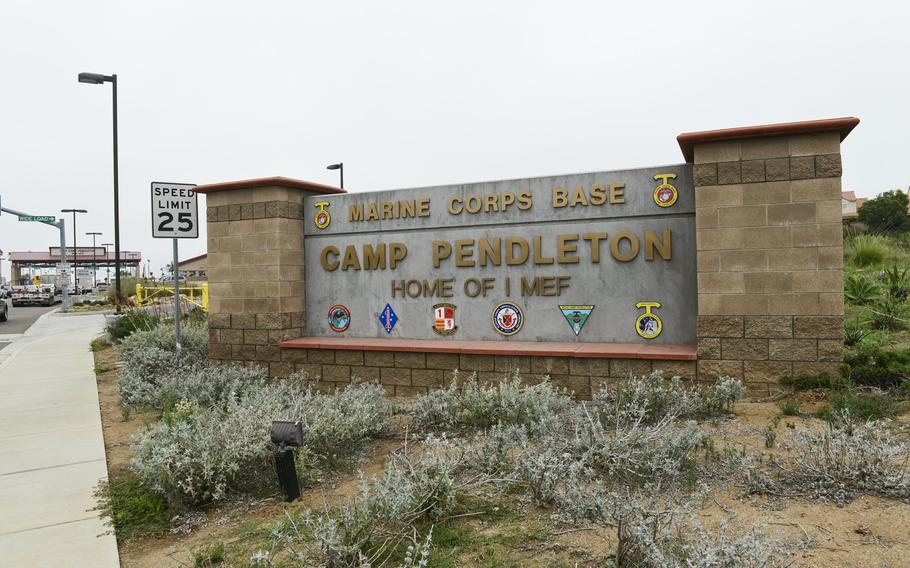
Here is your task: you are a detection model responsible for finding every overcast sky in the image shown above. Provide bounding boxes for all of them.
[1,1,906,282]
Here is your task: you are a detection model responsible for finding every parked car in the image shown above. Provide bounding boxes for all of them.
[0,298,7,321]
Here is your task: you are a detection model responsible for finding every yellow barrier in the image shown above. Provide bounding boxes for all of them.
[136,282,208,311]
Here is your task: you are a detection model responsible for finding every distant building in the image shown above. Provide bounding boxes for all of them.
[841,191,866,219]
[178,253,207,281]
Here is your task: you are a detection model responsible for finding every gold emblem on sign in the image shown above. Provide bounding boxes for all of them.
[314,201,331,229]
[635,301,663,339]
[652,173,678,208]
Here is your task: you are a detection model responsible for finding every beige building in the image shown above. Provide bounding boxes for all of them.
[841,191,866,219]
[178,253,207,281]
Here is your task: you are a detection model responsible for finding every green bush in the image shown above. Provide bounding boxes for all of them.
[777,398,800,416]
[93,473,175,540]
[106,309,161,342]
[847,235,892,267]
[106,276,139,305]
[779,372,848,391]
[881,264,910,301]
[857,190,910,233]
[844,273,881,304]
[819,389,898,422]
[844,345,910,388]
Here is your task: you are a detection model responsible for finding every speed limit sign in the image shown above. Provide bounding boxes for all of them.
[151,182,198,238]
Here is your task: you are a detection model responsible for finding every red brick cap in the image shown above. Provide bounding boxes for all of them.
[280,337,697,361]
[193,176,347,195]
[677,117,860,163]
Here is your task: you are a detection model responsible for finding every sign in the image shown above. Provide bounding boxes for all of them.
[303,165,696,343]
[19,215,56,222]
[151,182,198,238]
[50,246,106,257]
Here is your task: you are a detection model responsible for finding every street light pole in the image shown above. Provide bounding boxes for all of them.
[61,209,87,293]
[326,162,343,189]
[78,71,121,311]
[86,232,102,290]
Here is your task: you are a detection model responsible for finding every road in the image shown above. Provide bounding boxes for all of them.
[0,303,59,350]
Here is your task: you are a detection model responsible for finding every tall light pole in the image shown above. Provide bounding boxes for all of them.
[102,242,113,286]
[61,209,87,293]
[78,72,121,310]
[86,232,102,289]
[327,162,343,189]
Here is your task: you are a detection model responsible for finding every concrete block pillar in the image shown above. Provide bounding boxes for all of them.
[194,177,345,377]
[680,117,859,390]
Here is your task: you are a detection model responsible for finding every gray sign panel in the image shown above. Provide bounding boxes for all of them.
[303,165,696,344]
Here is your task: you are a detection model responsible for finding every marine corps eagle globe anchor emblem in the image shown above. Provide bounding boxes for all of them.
[635,301,663,339]
[652,173,678,208]
[314,201,331,229]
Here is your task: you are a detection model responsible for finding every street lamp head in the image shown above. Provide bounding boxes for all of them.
[86,232,103,236]
[61,208,88,214]
[78,72,111,84]
[326,163,343,170]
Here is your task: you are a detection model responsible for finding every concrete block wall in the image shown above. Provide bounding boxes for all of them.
[275,348,697,399]
[198,180,336,376]
[691,131,846,388]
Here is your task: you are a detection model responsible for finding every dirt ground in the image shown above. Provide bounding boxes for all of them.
[93,347,910,568]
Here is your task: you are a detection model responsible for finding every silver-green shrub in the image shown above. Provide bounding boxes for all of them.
[410,370,571,432]
[592,372,742,424]
[120,364,267,409]
[131,382,392,505]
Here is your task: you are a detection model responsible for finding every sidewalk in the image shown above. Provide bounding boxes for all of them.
[0,312,119,567]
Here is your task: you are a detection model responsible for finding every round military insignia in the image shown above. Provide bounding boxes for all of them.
[314,201,331,229]
[327,304,351,332]
[492,302,523,336]
[652,173,678,208]
[634,301,663,339]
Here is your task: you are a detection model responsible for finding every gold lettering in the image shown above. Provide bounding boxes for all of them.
[465,194,482,214]
[406,280,422,298]
[478,238,501,266]
[552,187,568,208]
[520,276,538,296]
[432,241,452,268]
[501,191,515,208]
[416,198,430,217]
[389,242,407,268]
[381,201,393,219]
[321,245,340,271]
[439,278,454,297]
[455,239,475,267]
[447,196,463,215]
[582,232,608,263]
[366,202,379,221]
[611,231,639,262]
[533,235,554,264]
[506,237,529,265]
[362,244,386,270]
[401,200,415,218]
[610,183,625,204]
[570,186,588,207]
[348,204,364,221]
[341,245,361,270]
[556,234,579,264]
[484,193,499,212]
[556,276,571,295]
[391,280,405,298]
[590,184,607,205]
[517,191,532,210]
[644,229,672,261]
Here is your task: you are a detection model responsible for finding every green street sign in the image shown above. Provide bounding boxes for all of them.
[18,215,56,222]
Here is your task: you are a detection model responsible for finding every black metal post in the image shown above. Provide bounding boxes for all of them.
[112,75,122,311]
[339,163,344,189]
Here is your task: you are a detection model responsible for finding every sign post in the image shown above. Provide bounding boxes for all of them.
[150,182,198,355]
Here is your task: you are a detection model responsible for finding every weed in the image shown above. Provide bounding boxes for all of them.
[779,372,847,391]
[845,344,910,388]
[106,308,161,342]
[193,542,225,566]
[777,398,800,416]
[92,474,175,540]
[847,234,891,267]
[870,296,909,330]
[763,426,777,449]
[94,362,117,374]
[90,336,111,352]
[881,264,910,300]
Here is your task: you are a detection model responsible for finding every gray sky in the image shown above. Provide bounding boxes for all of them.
[0,0,906,282]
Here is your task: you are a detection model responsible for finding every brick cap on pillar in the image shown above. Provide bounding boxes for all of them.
[677,117,860,163]
[193,176,347,195]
